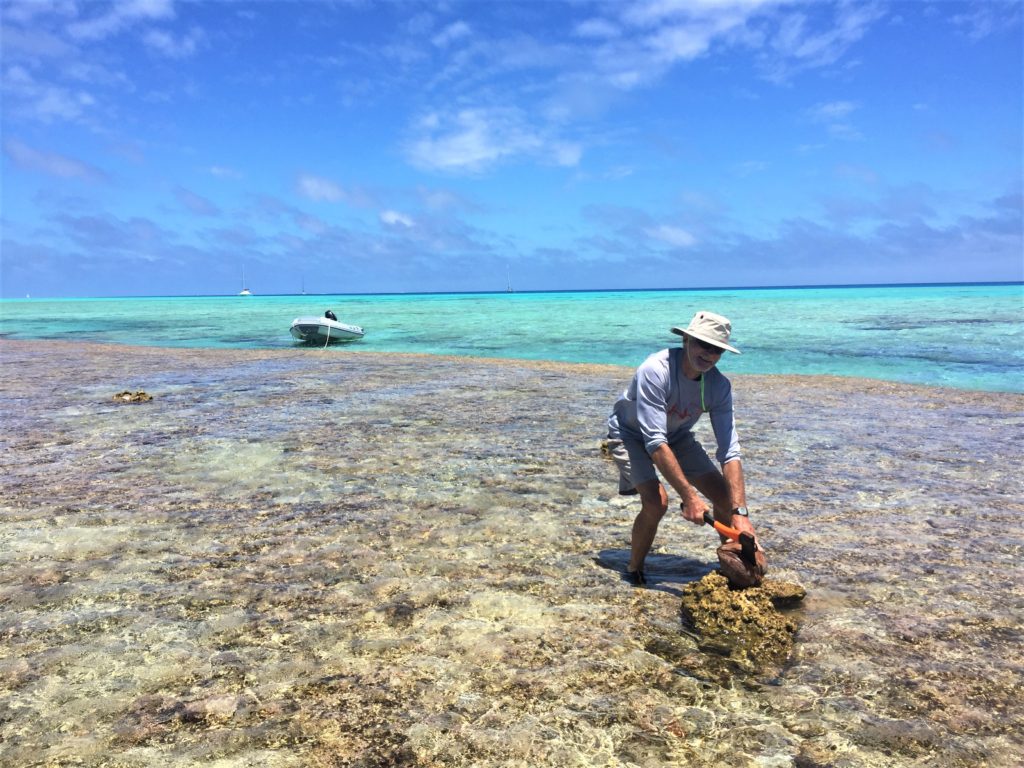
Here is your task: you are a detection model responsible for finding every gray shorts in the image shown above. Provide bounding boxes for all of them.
[607,434,717,495]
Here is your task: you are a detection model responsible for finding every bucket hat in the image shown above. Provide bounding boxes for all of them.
[671,311,740,354]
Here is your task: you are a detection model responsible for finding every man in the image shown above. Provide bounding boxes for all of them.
[606,310,759,585]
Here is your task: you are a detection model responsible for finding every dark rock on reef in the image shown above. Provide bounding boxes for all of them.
[760,578,807,608]
[716,538,768,588]
[680,572,805,673]
[113,390,152,403]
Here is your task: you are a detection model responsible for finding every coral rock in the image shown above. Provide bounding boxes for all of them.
[113,390,153,403]
[680,572,804,672]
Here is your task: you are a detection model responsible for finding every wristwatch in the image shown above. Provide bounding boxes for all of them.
[732,506,749,518]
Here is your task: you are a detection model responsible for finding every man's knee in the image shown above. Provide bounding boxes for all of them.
[693,470,729,507]
[637,482,668,519]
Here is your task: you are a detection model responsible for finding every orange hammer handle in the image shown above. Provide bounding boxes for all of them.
[702,511,741,540]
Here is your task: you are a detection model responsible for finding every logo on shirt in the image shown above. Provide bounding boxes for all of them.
[666,403,702,421]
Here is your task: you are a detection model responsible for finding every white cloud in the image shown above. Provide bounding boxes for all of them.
[555,2,775,94]
[38,87,93,121]
[1,64,97,123]
[380,210,415,228]
[296,174,344,202]
[951,4,1021,41]
[0,25,76,60]
[406,106,586,174]
[608,68,644,90]
[143,27,205,58]
[807,100,862,141]
[432,21,471,48]
[647,224,697,248]
[63,60,131,87]
[553,142,582,167]
[621,0,754,27]
[67,0,176,41]
[733,160,768,176]
[764,2,885,81]
[826,122,863,141]
[405,11,435,37]
[407,108,542,173]
[575,18,620,39]
[808,100,858,121]
[623,0,777,58]
[604,165,635,180]
[417,112,441,131]
[209,165,242,179]
[647,23,718,61]
[3,137,107,182]
[583,1,882,86]
[415,186,479,214]
[426,0,886,104]
[294,174,379,208]
[1,0,77,25]
[4,65,34,88]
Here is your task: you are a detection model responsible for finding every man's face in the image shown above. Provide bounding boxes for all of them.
[685,337,724,373]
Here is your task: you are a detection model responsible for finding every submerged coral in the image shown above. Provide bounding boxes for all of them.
[680,572,805,675]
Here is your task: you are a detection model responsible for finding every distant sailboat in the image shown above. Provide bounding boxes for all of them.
[506,265,514,293]
[239,267,252,296]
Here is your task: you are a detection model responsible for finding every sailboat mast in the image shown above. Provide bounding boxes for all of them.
[238,266,252,295]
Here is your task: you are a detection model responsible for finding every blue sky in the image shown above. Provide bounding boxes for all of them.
[1,0,1021,298]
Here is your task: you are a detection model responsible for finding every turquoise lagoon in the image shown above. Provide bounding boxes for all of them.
[1,283,1021,392]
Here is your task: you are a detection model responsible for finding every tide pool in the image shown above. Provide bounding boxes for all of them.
[1,283,1021,392]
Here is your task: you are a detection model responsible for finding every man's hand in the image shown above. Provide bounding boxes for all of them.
[729,512,756,539]
[703,507,763,551]
[722,511,762,552]
[679,496,708,525]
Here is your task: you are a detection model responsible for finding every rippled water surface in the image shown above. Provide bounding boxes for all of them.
[1,340,1022,767]
[1,283,1021,392]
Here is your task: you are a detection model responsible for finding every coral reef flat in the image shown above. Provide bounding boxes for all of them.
[1,339,1022,767]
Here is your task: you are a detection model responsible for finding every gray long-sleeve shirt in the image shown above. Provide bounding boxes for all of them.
[607,347,741,465]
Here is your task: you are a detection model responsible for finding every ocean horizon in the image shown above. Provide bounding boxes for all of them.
[2,281,1021,393]
[7,278,1021,301]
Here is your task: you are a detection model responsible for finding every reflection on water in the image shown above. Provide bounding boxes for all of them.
[1,341,1022,767]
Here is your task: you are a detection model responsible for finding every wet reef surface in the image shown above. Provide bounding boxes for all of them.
[678,573,805,679]
[1,340,1023,767]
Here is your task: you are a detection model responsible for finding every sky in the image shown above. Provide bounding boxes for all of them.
[1,0,1022,298]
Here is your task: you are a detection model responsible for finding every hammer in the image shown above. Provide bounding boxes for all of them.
[703,510,759,568]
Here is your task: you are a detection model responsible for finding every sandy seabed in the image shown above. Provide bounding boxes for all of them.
[1,339,1022,768]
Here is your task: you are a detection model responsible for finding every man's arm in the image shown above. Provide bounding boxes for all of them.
[722,459,754,537]
[654,448,758,538]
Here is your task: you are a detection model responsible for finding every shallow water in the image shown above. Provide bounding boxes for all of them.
[1,283,1022,392]
[1,340,1022,767]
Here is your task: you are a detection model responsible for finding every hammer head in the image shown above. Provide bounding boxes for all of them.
[739,532,758,567]
[716,534,768,589]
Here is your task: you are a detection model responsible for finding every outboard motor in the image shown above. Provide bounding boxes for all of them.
[325,310,337,321]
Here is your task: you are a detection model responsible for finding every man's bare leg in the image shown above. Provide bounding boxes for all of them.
[628,479,668,574]
[689,470,731,524]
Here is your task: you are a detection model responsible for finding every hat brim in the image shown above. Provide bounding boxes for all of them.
[670,326,740,354]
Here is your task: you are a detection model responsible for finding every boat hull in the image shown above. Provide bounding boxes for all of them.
[290,317,365,343]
